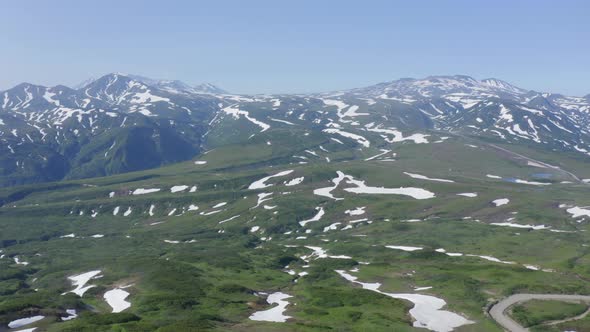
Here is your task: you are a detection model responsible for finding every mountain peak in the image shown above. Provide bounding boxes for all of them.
[125,75,194,94]
[122,74,228,95]
[430,74,477,81]
[193,83,227,94]
[73,77,98,90]
[481,78,527,94]
[69,73,229,96]
[12,82,46,90]
[74,73,134,90]
[89,73,137,86]
[346,74,533,101]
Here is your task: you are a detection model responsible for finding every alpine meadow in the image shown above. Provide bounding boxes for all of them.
[1,2,590,332]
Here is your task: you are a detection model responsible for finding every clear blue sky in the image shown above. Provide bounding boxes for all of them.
[1,0,588,95]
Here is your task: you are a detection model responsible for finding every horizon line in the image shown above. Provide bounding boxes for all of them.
[1,72,588,98]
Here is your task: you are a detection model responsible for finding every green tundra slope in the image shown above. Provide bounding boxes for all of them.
[2,124,590,332]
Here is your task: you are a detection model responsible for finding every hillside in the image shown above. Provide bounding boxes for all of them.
[1,74,589,187]
[2,75,590,331]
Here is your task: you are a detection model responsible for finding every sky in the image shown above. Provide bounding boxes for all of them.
[0,0,588,95]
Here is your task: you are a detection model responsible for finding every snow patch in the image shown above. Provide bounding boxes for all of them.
[223,104,270,132]
[61,309,77,321]
[104,288,131,313]
[170,185,189,193]
[386,245,423,252]
[213,202,227,208]
[299,207,325,227]
[8,316,45,329]
[323,128,370,147]
[335,270,473,332]
[365,125,429,144]
[285,177,304,186]
[248,170,294,189]
[315,171,435,200]
[404,172,454,183]
[132,188,160,195]
[492,198,510,207]
[345,207,366,216]
[323,222,341,232]
[64,270,102,296]
[490,222,550,230]
[565,206,590,218]
[249,292,292,322]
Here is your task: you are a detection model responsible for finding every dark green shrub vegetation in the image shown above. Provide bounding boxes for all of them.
[511,300,588,327]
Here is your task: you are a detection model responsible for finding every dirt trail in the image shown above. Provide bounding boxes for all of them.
[487,143,583,183]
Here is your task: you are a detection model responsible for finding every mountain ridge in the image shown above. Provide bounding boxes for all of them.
[3,73,587,98]
[1,73,589,187]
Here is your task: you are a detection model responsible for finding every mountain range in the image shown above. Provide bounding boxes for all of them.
[3,73,590,331]
[1,73,588,187]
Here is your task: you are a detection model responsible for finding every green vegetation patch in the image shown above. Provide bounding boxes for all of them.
[510,299,588,327]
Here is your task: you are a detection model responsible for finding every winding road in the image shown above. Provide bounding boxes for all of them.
[489,293,590,332]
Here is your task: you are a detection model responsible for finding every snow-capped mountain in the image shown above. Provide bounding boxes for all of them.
[72,77,98,90]
[347,75,528,100]
[329,75,590,151]
[193,83,228,94]
[480,78,529,95]
[127,74,228,95]
[1,73,589,187]
[0,73,221,186]
[73,74,228,96]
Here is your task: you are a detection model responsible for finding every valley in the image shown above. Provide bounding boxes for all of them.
[1,74,590,331]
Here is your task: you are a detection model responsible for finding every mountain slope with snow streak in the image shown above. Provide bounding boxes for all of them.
[1,73,590,187]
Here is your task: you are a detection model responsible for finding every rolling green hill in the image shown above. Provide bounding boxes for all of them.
[2,74,590,331]
[2,123,590,331]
